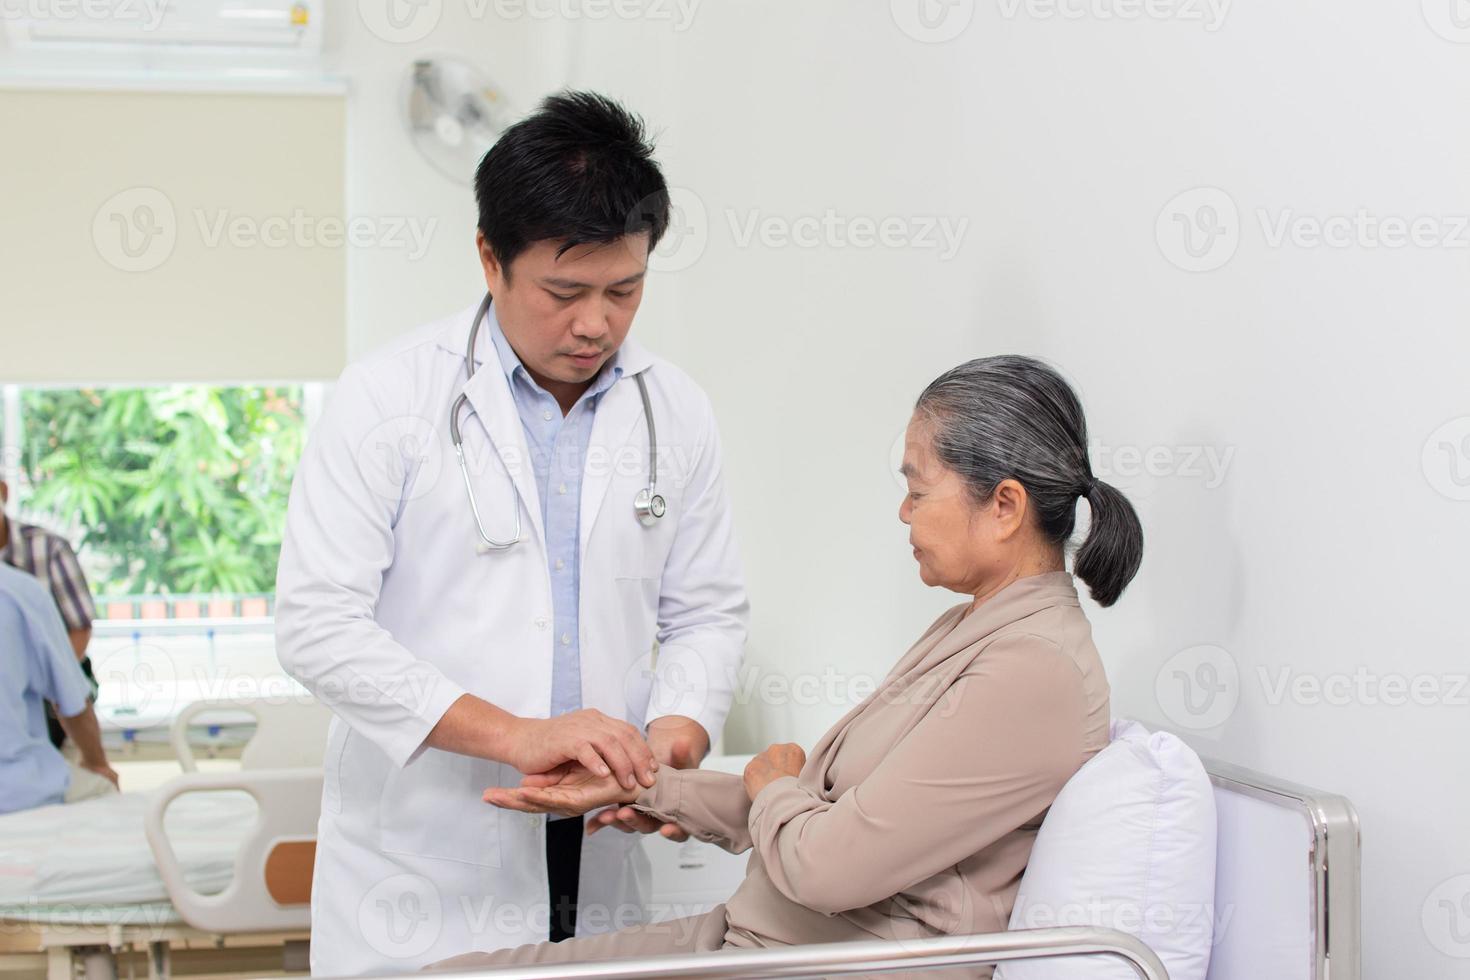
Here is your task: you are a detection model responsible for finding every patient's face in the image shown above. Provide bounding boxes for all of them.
[898,417,1001,594]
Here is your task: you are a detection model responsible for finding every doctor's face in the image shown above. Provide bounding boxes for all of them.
[478,232,649,389]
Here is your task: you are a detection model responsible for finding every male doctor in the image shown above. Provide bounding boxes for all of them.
[275,92,748,975]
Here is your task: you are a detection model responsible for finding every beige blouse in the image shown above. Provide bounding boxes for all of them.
[632,571,1111,960]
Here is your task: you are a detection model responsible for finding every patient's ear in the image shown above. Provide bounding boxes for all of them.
[989,478,1029,540]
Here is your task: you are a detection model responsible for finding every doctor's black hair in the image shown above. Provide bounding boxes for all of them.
[474,90,670,274]
[913,355,1144,607]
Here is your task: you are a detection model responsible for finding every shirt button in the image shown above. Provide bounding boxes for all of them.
[554,558,565,571]
[542,410,554,422]
[561,633,571,646]
[557,483,567,495]
[534,617,548,630]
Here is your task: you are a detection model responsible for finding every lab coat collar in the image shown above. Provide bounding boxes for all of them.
[578,368,651,557]
[457,348,548,549]
[444,298,659,553]
[434,298,656,378]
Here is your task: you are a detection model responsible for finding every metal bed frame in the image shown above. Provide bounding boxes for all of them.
[1200,754,1361,980]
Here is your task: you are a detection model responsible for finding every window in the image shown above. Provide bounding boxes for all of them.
[1,383,317,618]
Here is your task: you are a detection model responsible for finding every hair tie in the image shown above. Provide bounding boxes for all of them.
[1081,478,1098,498]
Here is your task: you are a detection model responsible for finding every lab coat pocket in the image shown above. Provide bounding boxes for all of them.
[321,721,350,814]
[613,507,678,581]
[378,751,502,868]
[614,532,658,580]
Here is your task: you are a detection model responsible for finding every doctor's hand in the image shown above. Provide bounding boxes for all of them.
[742,743,806,801]
[502,709,658,792]
[646,715,710,770]
[583,716,709,840]
[483,762,639,819]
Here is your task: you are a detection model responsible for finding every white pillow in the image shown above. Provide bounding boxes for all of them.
[997,719,1217,980]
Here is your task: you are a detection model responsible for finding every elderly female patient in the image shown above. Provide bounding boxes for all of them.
[440,355,1144,977]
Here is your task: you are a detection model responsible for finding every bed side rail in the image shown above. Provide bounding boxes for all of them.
[144,768,320,934]
[352,927,1167,980]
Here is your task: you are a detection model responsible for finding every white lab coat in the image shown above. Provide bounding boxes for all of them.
[274,302,749,976]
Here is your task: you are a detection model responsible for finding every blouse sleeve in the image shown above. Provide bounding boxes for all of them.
[632,767,755,854]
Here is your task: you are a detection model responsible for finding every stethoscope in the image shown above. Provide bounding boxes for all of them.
[448,293,666,552]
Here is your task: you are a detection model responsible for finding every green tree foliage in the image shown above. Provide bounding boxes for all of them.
[18,386,304,596]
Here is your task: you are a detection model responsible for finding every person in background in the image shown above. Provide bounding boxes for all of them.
[0,478,99,748]
[0,563,117,814]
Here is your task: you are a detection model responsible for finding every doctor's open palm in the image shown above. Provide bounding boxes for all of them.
[484,761,639,818]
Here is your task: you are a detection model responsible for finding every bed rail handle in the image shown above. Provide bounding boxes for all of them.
[144,768,321,934]
[342,926,1169,980]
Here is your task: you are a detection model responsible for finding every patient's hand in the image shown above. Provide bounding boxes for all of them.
[585,716,707,841]
[743,743,806,801]
[483,762,640,818]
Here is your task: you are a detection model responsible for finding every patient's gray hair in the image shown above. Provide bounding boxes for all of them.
[914,355,1143,607]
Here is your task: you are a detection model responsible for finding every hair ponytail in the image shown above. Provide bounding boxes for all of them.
[1072,478,1143,607]
[915,355,1145,607]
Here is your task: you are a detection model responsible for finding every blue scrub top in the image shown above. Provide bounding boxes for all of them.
[0,563,92,814]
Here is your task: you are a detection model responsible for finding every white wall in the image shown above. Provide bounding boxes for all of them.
[568,2,1470,976]
[321,1,573,356]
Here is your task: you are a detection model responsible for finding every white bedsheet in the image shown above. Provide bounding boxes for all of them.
[0,787,257,908]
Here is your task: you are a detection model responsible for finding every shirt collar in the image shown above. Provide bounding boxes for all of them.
[485,299,625,399]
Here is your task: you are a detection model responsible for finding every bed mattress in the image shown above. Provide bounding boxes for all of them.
[0,788,257,913]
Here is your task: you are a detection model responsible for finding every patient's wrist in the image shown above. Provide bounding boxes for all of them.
[632,767,675,816]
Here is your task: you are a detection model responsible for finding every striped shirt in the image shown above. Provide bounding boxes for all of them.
[0,520,96,632]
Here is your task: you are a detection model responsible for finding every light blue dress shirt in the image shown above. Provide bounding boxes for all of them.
[0,563,93,814]
[486,303,623,726]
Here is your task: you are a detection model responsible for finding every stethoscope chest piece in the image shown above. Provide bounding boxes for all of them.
[634,488,667,527]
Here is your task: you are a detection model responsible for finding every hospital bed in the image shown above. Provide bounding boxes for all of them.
[0,697,329,980]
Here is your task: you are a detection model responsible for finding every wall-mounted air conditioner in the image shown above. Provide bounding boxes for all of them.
[2,0,323,54]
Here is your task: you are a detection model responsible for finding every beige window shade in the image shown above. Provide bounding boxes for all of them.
[0,86,346,384]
